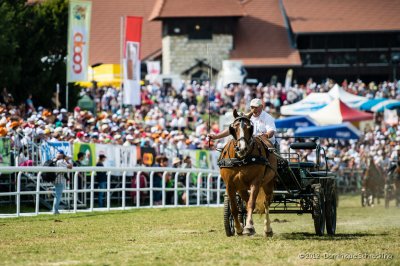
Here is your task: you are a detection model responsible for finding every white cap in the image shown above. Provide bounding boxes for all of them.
[250,98,263,107]
[126,134,134,140]
[60,108,67,113]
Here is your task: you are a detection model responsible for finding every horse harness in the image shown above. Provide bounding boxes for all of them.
[217,137,274,168]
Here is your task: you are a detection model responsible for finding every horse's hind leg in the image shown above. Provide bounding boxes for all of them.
[263,181,274,237]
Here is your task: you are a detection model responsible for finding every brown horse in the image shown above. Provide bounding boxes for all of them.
[385,163,400,208]
[219,109,277,236]
[362,157,385,206]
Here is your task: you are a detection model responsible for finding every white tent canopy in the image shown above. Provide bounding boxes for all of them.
[280,84,369,116]
[309,99,373,125]
[280,93,332,115]
[328,84,368,108]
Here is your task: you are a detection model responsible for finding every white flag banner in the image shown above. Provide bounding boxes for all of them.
[67,0,92,82]
[123,41,141,105]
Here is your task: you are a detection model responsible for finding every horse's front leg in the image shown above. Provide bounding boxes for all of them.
[243,183,260,236]
[227,187,243,235]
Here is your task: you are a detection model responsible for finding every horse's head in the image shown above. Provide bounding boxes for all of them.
[229,109,254,158]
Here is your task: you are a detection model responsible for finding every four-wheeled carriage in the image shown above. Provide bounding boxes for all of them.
[222,137,337,236]
[384,162,400,208]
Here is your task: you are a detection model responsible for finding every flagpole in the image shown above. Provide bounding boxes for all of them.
[120,16,124,114]
[66,83,69,110]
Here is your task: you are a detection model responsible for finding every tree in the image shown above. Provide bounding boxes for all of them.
[0,1,23,88]
[0,0,80,109]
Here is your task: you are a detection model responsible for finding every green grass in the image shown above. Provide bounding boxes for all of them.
[0,194,399,266]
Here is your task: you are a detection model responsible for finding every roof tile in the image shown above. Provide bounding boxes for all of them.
[230,0,301,66]
[283,0,400,33]
[90,0,161,64]
[149,0,245,20]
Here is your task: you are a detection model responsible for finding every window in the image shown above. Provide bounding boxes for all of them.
[188,23,212,40]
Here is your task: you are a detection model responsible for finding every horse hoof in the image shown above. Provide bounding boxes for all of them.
[243,227,256,236]
[236,224,244,235]
[264,230,273,237]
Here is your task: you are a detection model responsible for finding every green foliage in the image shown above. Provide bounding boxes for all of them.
[0,0,72,108]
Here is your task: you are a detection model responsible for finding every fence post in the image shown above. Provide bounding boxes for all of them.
[16,172,22,217]
[107,171,111,210]
[162,172,167,207]
[174,171,179,206]
[90,171,95,211]
[73,172,79,213]
[149,171,154,207]
[35,173,41,214]
[122,171,126,210]
[136,171,142,208]
[197,173,202,206]
[185,172,190,206]
[207,173,212,206]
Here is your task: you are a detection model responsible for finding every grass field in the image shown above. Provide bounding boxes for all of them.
[0,194,399,266]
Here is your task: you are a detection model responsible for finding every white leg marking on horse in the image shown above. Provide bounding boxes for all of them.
[264,204,273,237]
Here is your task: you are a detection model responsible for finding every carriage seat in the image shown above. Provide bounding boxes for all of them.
[289,161,316,169]
[290,142,317,150]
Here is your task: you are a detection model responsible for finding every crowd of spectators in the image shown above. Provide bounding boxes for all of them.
[2,78,400,187]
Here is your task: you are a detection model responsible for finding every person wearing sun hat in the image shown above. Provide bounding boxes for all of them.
[207,98,276,145]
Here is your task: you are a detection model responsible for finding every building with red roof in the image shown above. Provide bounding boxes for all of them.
[30,0,400,84]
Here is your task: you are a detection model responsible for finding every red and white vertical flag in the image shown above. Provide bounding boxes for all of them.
[123,16,143,105]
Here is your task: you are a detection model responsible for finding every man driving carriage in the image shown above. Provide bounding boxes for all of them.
[208,98,277,148]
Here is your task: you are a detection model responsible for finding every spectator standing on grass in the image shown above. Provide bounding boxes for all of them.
[53,150,72,215]
[96,154,107,208]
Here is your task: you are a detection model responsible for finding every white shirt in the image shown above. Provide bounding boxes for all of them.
[251,110,276,144]
[54,159,69,184]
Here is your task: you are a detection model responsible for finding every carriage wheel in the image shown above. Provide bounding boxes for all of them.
[236,194,247,227]
[312,184,325,236]
[325,184,337,235]
[223,195,235,237]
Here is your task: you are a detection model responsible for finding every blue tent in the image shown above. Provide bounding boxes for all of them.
[359,98,400,112]
[359,98,387,111]
[275,116,317,129]
[294,123,362,140]
[371,100,400,112]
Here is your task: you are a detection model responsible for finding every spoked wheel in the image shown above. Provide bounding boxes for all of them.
[223,194,247,237]
[223,194,235,237]
[237,194,247,227]
[312,183,325,236]
[325,183,337,235]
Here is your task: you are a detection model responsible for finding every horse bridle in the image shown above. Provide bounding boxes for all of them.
[229,116,254,155]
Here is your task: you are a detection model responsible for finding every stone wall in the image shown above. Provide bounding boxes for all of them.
[162,34,233,79]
